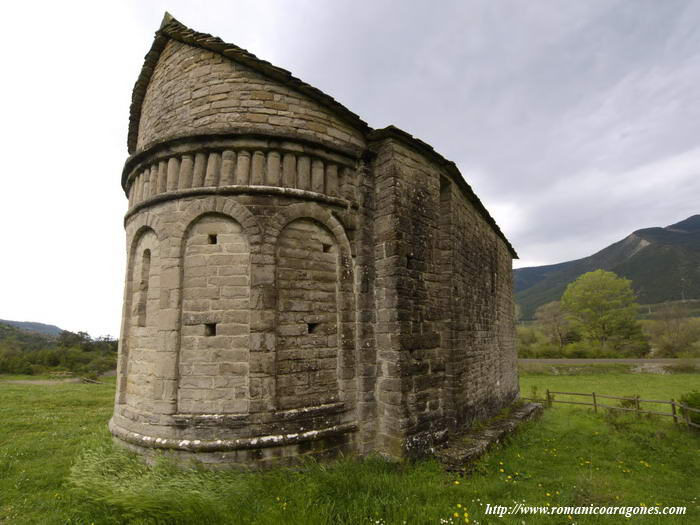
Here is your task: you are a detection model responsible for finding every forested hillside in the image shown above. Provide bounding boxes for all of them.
[0,322,117,377]
[515,215,700,319]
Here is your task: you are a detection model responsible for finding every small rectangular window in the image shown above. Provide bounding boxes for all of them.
[208,234,218,244]
[307,322,319,334]
[322,243,332,253]
[204,323,217,336]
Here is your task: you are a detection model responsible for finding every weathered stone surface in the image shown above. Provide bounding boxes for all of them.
[434,402,543,472]
[111,13,519,468]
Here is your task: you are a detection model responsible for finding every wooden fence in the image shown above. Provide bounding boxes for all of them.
[522,390,700,429]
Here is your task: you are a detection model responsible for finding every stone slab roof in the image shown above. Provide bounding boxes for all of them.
[128,13,517,258]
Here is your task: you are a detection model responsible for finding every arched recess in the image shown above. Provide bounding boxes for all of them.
[275,218,341,410]
[265,203,357,413]
[173,196,262,255]
[119,227,161,409]
[265,202,353,259]
[177,213,251,414]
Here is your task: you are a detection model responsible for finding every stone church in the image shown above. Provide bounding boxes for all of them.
[110,13,519,467]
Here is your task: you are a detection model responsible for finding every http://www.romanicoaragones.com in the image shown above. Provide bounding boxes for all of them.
[484,503,686,519]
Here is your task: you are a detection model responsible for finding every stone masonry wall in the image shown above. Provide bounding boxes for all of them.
[111,189,360,466]
[119,228,161,414]
[276,219,340,410]
[449,169,519,427]
[370,139,447,457]
[369,138,518,458]
[178,214,250,415]
[137,40,365,154]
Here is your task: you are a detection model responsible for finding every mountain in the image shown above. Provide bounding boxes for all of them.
[0,321,58,352]
[514,214,700,319]
[0,319,63,337]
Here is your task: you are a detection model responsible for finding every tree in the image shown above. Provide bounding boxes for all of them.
[534,301,569,349]
[57,330,91,349]
[561,270,647,354]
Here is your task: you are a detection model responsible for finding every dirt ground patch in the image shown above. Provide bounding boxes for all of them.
[0,378,82,385]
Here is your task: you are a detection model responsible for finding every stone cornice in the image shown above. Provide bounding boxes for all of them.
[124,186,353,225]
[123,132,360,191]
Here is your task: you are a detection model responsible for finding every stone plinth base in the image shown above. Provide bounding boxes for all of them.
[110,419,356,470]
[435,402,543,473]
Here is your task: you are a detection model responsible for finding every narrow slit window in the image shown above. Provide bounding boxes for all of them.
[321,243,332,253]
[208,233,218,244]
[137,249,151,327]
[307,322,319,334]
[439,176,451,202]
[204,323,217,336]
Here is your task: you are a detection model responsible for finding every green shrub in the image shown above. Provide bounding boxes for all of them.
[679,390,700,426]
[618,397,637,411]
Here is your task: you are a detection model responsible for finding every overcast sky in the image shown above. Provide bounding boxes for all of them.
[1,0,699,337]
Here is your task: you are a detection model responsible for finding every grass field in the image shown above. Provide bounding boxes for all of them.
[521,371,699,412]
[1,372,698,524]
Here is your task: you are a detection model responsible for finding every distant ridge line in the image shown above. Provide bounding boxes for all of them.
[0,319,63,337]
[514,214,700,318]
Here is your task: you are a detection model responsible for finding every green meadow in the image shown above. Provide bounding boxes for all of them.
[1,371,698,524]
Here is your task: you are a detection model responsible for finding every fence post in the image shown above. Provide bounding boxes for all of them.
[683,403,691,429]
[592,392,597,413]
[671,399,678,425]
[546,389,552,408]
[635,395,641,418]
